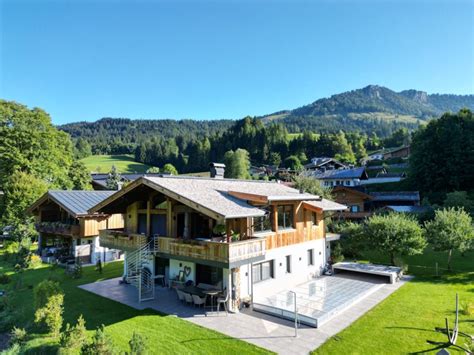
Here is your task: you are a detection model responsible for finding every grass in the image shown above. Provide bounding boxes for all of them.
[0,248,269,354]
[80,154,153,174]
[313,248,474,354]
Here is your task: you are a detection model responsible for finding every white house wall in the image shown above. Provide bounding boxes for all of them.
[251,238,326,298]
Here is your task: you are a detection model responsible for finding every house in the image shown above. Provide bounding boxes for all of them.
[304,157,347,171]
[91,173,170,190]
[332,186,372,219]
[28,191,125,264]
[382,146,410,160]
[312,167,369,188]
[379,205,429,214]
[369,191,420,209]
[88,172,346,308]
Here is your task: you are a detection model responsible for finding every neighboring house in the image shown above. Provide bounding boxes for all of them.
[369,191,420,209]
[379,205,428,214]
[89,172,346,308]
[28,191,125,264]
[313,167,369,188]
[304,157,347,171]
[382,145,410,160]
[91,173,170,190]
[360,172,407,185]
[332,186,372,219]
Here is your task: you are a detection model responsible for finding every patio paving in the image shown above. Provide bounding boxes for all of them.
[79,273,410,355]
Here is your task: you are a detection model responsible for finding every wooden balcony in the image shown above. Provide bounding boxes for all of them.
[156,236,266,266]
[35,222,80,237]
[99,229,148,251]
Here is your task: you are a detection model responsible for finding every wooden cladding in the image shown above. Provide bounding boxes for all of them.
[99,229,147,251]
[80,214,124,237]
[157,236,265,264]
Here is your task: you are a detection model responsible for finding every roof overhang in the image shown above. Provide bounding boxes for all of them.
[333,186,374,200]
[228,191,320,204]
[303,199,348,212]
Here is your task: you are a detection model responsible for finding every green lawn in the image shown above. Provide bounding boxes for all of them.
[80,154,153,174]
[314,248,474,354]
[0,250,269,354]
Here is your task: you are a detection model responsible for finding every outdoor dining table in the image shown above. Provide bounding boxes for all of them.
[202,289,221,313]
[180,285,206,297]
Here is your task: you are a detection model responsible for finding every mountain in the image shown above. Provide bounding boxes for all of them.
[261,85,474,134]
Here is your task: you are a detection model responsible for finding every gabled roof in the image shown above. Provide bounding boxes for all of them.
[91,173,171,189]
[89,176,327,220]
[375,172,407,178]
[369,191,420,202]
[304,157,347,170]
[333,186,373,200]
[303,199,347,212]
[313,167,368,180]
[29,190,116,217]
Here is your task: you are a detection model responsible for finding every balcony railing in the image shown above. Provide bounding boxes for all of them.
[35,222,80,237]
[99,229,148,251]
[156,236,266,265]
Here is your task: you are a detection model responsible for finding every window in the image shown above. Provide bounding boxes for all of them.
[345,180,351,186]
[252,260,274,283]
[254,214,272,233]
[350,205,360,213]
[311,212,318,226]
[285,255,292,273]
[307,249,314,265]
[277,205,293,229]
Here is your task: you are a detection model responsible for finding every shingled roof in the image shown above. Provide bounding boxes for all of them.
[369,191,420,202]
[313,167,368,180]
[29,190,116,217]
[90,176,343,220]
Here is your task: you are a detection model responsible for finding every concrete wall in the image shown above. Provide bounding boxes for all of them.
[169,259,196,283]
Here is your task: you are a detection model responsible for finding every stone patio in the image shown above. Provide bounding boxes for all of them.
[79,273,410,355]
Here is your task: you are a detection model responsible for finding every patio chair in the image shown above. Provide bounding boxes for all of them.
[192,294,207,308]
[217,291,229,315]
[176,289,185,303]
[184,292,193,305]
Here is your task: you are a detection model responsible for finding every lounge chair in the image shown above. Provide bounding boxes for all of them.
[176,289,185,303]
[184,292,193,305]
[217,291,229,315]
[192,294,207,308]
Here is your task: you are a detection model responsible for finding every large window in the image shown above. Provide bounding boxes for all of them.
[277,205,294,229]
[252,260,274,283]
[254,215,272,233]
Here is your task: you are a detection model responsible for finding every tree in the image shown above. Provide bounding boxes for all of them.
[443,191,473,216]
[424,208,474,270]
[162,163,178,175]
[1,171,48,225]
[268,152,282,167]
[34,294,64,338]
[68,161,92,190]
[223,149,251,179]
[105,165,122,190]
[0,100,74,190]
[34,280,63,310]
[82,325,116,355]
[365,213,426,265]
[146,166,160,173]
[74,138,92,159]
[409,109,474,200]
[293,174,333,199]
[59,315,87,353]
[283,155,303,171]
[129,332,147,355]
[383,127,411,148]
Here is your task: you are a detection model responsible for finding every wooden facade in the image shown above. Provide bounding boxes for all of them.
[332,186,372,219]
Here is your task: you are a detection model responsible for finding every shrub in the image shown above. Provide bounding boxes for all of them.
[33,280,62,310]
[28,254,42,269]
[10,327,27,345]
[59,315,87,352]
[331,242,344,263]
[82,325,116,355]
[34,294,64,338]
[129,331,147,355]
[460,301,474,316]
[0,273,11,284]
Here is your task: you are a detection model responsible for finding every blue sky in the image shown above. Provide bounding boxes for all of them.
[1,0,473,125]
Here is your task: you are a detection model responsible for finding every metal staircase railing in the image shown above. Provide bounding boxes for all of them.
[125,238,156,302]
